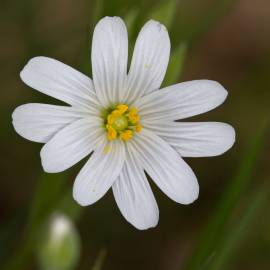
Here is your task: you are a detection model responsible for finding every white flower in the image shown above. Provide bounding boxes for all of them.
[12,17,235,230]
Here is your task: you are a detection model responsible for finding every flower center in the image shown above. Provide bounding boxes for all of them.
[104,104,142,141]
[112,115,128,131]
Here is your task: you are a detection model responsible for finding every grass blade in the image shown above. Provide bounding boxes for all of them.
[163,42,187,86]
[184,119,269,270]
[2,173,82,270]
[147,0,178,29]
[208,187,269,270]
[92,249,107,270]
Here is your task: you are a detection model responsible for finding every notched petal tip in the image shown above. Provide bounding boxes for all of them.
[130,201,159,230]
[40,149,58,174]
[134,218,159,230]
[191,79,229,112]
[11,105,21,121]
[40,145,64,174]
[19,57,52,90]
[12,106,24,133]
[140,19,169,40]
[208,80,228,102]
[219,123,236,154]
[181,184,199,205]
[202,78,227,91]
[96,16,126,29]
[12,110,21,137]
[11,105,40,143]
[19,65,29,84]
[228,124,236,144]
[20,56,45,78]
[172,171,199,205]
[145,19,168,32]
[103,15,123,21]
[72,188,90,207]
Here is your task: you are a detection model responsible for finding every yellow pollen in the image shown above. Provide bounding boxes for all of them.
[104,104,142,142]
[128,107,140,124]
[129,107,138,114]
[107,114,116,125]
[135,123,142,133]
[106,125,117,141]
[111,110,121,116]
[120,130,133,141]
[116,104,128,114]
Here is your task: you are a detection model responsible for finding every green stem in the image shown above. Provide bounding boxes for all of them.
[91,249,107,270]
[183,119,269,270]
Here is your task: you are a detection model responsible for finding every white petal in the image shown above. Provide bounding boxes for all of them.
[136,80,228,121]
[20,57,100,113]
[73,139,126,206]
[125,20,170,103]
[113,148,159,230]
[41,117,103,173]
[128,129,199,204]
[91,16,128,107]
[144,121,236,157]
[12,103,87,143]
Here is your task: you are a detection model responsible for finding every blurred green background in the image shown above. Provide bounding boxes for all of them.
[1,0,270,269]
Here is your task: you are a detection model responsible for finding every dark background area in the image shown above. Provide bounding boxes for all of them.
[0,0,269,269]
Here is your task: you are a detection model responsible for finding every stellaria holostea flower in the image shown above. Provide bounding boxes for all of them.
[12,17,235,230]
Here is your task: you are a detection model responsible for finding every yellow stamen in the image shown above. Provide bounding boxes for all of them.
[129,107,138,115]
[135,123,142,133]
[128,107,140,124]
[104,104,142,142]
[116,104,128,114]
[111,110,122,116]
[107,114,116,125]
[129,115,140,123]
[120,130,133,141]
[106,125,117,141]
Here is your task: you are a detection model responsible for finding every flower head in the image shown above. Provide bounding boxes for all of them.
[104,104,142,141]
[12,17,235,230]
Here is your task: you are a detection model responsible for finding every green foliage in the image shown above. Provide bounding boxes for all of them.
[125,8,139,34]
[174,0,239,44]
[91,249,107,270]
[38,214,80,270]
[207,187,268,270]
[92,0,104,25]
[163,43,187,86]
[2,173,82,270]
[147,0,178,29]
[27,173,69,230]
[184,120,269,270]
[2,0,269,270]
